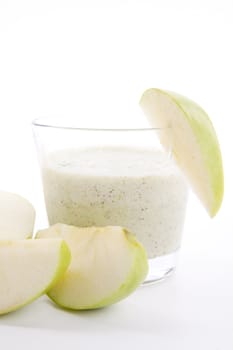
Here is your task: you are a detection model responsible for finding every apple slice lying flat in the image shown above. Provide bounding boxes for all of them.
[36,224,148,310]
[0,238,70,315]
[0,191,35,239]
[140,88,224,217]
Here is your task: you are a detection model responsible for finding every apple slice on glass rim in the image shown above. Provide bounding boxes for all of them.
[140,88,224,217]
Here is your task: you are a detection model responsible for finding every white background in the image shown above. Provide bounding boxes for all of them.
[0,0,233,349]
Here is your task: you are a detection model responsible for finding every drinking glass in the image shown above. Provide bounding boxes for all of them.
[32,117,188,284]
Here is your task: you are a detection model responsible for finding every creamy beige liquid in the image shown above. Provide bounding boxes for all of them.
[42,147,188,258]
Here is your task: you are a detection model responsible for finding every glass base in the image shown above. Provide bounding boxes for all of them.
[143,250,179,285]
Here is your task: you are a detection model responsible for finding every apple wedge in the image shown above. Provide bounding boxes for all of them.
[36,224,148,310]
[0,238,70,315]
[0,191,35,239]
[140,88,224,217]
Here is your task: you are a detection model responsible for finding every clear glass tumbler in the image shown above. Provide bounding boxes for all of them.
[32,117,188,284]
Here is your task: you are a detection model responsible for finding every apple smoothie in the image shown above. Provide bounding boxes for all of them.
[42,147,188,259]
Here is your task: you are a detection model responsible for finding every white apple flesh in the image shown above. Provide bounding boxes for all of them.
[0,191,35,239]
[0,238,70,315]
[37,224,148,310]
[140,88,224,216]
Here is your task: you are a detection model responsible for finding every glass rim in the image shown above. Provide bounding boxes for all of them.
[32,117,166,132]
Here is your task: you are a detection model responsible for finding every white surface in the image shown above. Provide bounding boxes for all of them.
[0,0,233,349]
[0,220,233,350]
